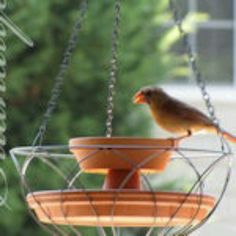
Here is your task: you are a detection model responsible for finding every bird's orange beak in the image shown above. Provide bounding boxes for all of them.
[133,91,147,104]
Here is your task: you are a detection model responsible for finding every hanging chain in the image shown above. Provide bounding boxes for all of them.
[169,0,219,126]
[32,0,88,146]
[168,0,231,153]
[105,0,121,138]
[0,2,35,208]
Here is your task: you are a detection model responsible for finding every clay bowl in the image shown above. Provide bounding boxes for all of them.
[69,137,179,174]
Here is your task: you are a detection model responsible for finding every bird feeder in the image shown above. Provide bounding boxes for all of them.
[11,135,229,236]
[10,0,232,235]
[26,137,216,228]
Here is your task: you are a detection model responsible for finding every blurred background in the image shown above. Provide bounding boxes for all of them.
[0,0,235,235]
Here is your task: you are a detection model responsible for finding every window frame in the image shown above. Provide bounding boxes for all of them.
[188,0,235,86]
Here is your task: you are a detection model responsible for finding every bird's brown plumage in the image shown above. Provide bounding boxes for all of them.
[133,86,236,143]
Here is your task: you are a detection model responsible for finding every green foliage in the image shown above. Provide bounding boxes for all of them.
[2,0,187,235]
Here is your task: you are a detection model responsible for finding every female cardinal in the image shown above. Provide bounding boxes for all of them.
[133,86,236,143]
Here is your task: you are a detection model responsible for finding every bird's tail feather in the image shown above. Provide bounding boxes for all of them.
[222,131,236,143]
[207,126,236,144]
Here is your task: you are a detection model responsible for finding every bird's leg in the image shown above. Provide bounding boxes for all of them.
[187,129,192,137]
[176,130,192,141]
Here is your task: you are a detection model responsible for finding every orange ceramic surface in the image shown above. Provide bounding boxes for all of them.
[69,137,178,173]
[27,190,215,227]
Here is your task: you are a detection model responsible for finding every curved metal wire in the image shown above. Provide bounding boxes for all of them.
[167,1,233,235]
[32,0,88,147]
[183,153,233,235]
[10,0,234,235]
[109,149,169,235]
[159,150,204,236]
[0,1,35,209]
[169,0,231,154]
[11,148,107,236]
[10,143,232,236]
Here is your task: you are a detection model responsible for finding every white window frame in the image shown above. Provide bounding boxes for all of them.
[162,85,236,104]
[188,0,236,86]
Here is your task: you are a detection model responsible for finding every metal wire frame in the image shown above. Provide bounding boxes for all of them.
[10,143,232,236]
[167,2,234,233]
[32,0,88,147]
[0,0,35,208]
[168,0,231,155]
[9,0,233,234]
[162,152,232,236]
[15,147,108,236]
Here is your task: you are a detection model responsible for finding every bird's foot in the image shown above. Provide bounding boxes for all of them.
[176,130,192,141]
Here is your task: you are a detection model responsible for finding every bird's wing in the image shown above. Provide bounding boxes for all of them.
[162,97,213,125]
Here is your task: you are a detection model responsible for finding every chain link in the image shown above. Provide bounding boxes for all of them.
[169,0,219,126]
[32,0,88,146]
[168,0,231,153]
[105,0,121,138]
[32,0,223,143]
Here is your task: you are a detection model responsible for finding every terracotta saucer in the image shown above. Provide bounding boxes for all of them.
[27,190,215,227]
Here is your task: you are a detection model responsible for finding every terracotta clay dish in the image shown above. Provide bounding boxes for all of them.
[69,137,179,174]
[27,190,215,227]
[69,137,180,190]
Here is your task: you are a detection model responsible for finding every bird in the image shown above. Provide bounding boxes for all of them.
[133,86,236,143]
